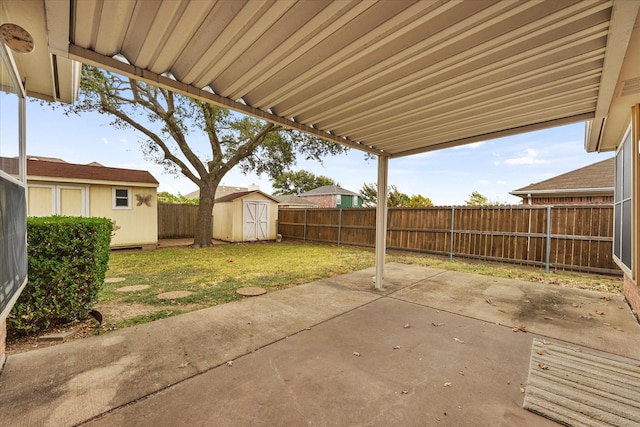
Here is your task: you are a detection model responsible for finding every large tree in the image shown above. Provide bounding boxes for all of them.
[360,183,432,207]
[271,169,337,195]
[69,66,347,247]
[465,190,504,206]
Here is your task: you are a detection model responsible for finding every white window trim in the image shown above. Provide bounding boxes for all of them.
[57,185,89,216]
[26,183,89,216]
[113,187,132,210]
[27,183,55,216]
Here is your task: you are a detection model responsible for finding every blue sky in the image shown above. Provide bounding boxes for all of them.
[1,93,613,205]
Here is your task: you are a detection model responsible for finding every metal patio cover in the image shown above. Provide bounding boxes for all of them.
[4,0,640,155]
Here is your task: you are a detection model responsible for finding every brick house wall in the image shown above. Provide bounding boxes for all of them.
[299,194,337,208]
[527,195,614,205]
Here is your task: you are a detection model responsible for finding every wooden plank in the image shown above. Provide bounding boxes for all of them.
[276,205,618,274]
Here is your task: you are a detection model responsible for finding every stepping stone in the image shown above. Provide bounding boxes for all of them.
[116,285,150,293]
[156,291,194,300]
[236,287,267,297]
[105,277,126,283]
[39,330,76,342]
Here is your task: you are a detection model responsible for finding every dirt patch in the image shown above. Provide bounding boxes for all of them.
[5,302,169,355]
[94,300,167,320]
[6,320,99,355]
[105,277,126,283]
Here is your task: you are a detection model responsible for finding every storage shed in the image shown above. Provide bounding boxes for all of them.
[212,191,279,242]
[1,156,158,249]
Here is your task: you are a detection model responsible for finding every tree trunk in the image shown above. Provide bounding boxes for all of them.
[193,191,214,248]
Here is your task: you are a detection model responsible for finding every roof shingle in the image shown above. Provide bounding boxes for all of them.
[511,158,614,195]
[0,157,158,185]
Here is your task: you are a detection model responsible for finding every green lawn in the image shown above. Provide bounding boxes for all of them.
[100,241,622,330]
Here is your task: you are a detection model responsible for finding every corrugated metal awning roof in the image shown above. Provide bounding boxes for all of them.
[5,1,640,155]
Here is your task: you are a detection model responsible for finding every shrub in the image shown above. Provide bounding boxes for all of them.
[8,216,112,334]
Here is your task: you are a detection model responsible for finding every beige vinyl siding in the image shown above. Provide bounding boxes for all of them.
[213,200,235,242]
[90,185,157,248]
[213,193,278,242]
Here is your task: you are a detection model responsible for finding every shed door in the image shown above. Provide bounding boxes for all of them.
[59,187,84,216]
[243,201,269,241]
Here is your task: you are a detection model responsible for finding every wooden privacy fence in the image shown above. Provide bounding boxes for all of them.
[158,203,199,239]
[278,205,619,275]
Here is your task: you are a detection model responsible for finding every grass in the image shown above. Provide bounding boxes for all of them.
[100,241,375,328]
[99,241,622,330]
[388,251,623,293]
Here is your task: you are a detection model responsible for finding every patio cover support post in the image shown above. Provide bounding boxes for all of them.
[375,155,389,290]
[18,97,26,183]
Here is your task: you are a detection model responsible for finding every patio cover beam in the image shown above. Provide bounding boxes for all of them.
[66,44,387,158]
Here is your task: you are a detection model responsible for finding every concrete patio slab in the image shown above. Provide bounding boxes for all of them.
[0,281,379,426]
[86,298,558,427]
[390,269,640,359]
[0,263,638,426]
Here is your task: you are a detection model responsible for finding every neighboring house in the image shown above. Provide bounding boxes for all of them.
[185,184,259,200]
[0,156,159,249]
[510,158,614,205]
[275,194,318,209]
[212,190,279,242]
[298,185,363,208]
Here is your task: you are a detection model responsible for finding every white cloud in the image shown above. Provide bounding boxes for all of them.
[119,138,128,144]
[503,148,549,165]
[100,137,110,145]
[496,180,507,185]
[479,179,489,185]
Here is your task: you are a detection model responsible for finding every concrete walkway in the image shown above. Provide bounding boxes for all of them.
[1,263,638,426]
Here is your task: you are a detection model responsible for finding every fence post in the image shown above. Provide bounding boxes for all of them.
[303,209,307,242]
[450,206,455,261]
[337,208,342,246]
[545,206,551,273]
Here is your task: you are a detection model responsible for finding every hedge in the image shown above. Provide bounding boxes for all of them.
[8,216,112,334]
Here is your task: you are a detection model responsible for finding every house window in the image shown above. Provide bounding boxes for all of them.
[613,128,632,273]
[113,187,131,209]
[353,195,358,206]
[336,194,342,206]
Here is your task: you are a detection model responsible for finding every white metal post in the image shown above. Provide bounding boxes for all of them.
[18,97,27,183]
[375,155,389,290]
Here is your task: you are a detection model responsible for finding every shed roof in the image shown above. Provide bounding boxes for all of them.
[186,185,249,200]
[511,157,614,196]
[0,157,158,185]
[214,190,279,204]
[5,1,640,156]
[299,185,359,197]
